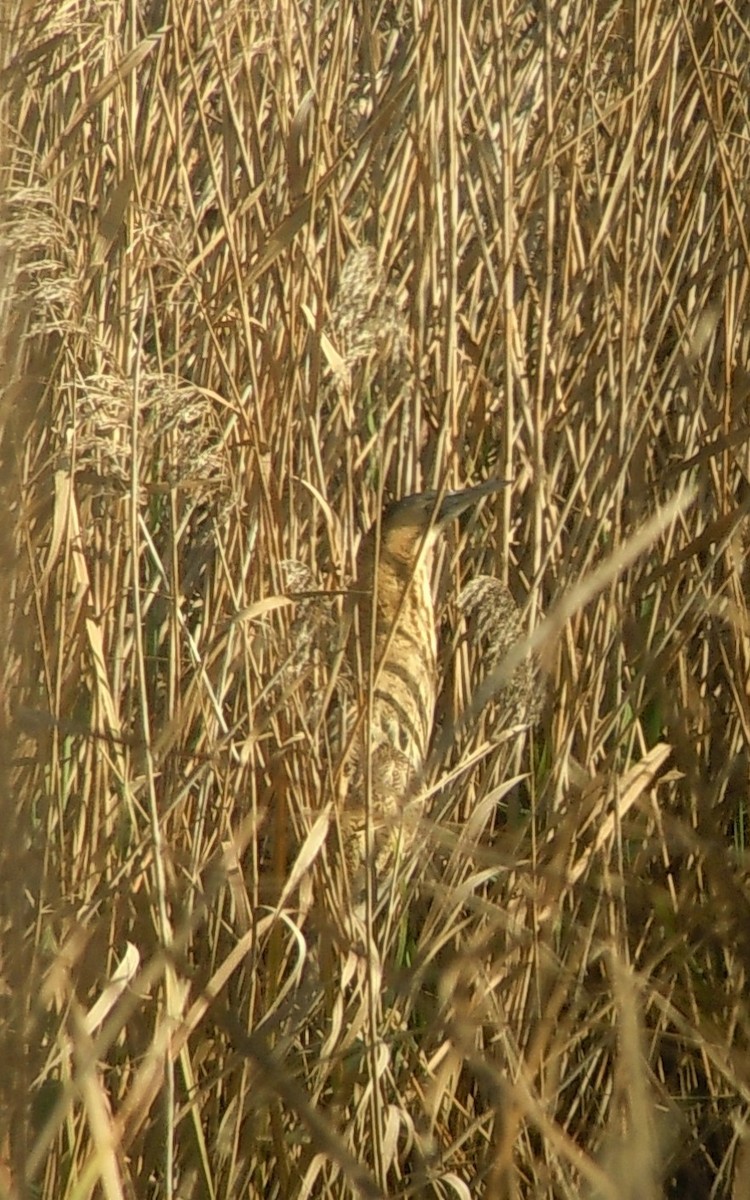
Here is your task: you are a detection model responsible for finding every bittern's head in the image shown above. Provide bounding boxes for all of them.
[364,479,506,567]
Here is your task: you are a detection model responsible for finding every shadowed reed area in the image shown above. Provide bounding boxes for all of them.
[3,1,750,1197]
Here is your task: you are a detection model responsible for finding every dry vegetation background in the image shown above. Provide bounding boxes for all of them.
[3,0,750,1197]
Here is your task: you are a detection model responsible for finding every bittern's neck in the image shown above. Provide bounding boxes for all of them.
[358,538,435,621]
[359,557,437,769]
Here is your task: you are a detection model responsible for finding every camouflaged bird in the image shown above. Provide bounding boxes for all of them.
[340,481,506,874]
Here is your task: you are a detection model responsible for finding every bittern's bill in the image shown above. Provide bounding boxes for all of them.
[342,479,506,868]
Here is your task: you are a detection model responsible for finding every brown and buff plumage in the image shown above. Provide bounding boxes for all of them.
[341,482,505,875]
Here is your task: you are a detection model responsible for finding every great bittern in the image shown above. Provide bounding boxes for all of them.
[340,480,505,869]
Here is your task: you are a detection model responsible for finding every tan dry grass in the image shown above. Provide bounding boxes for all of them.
[2,0,750,1196]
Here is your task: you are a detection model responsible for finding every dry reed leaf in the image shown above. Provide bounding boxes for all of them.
[69,1006,125,1200]
[277,809,332,908]
[43,29,168,169]
[563,742,672,893]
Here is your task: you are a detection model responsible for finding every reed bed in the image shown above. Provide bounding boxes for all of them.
[2,1,750,1196]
